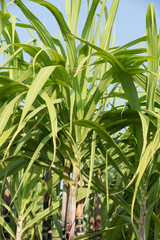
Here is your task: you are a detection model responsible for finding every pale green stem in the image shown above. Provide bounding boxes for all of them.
[61,159,70,240]
[15,214,23,240]
[138,192,146,240]
[66,165,79,240]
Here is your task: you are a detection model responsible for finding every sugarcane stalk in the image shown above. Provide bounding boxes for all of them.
[15,213,23,240]
[94,192,101,240]
[76,179,84,236]
[42,167,52,240]
[138,202,146,240]
[138,185,147,240]
[66,165,79,240]
[61,159,70,240]
[3,177,11,240]
[89,193,95,240]
[76,199,84,236]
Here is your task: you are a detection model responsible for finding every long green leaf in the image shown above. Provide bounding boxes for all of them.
[146,3,158,110]
[0,125,17,147]
[131,129,160,225]
[40,92,57,162]
[0,216,15,238]
[74,119,133,172]
[14,0,56,55]
[0,93,24,135]
[30,0,77,71]
[19,66,58,124]
[0,11,10,36]
[100,0,120,50]
[10,133,52,205]
[22,200,60,233]
[83,131,96,208]
[81,0,99,39]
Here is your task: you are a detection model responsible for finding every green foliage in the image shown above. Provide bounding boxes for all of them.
[0,0,160,239]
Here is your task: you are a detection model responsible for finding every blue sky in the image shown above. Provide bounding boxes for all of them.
[114,0,160,46]
[5,0,160,47]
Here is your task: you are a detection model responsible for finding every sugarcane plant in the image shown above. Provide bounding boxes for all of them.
[0,0,160,239]
[74,2,160,239]
[10,0,120,239]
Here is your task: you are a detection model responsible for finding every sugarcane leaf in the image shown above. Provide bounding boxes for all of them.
[22,200,60,233]
[89,48,149,112]
[10,13,16,43]
[131,129,160,225]
[0,125,17,147]
[74,37,140,112]
[0,157,28,180]
[70,88,75,133]
[69,0,81,35]
[19,66,58,124]
[0,198,17,223]
[152,212,160,228]
[83,131,96,207]
[0,44,12,55]
[76,187,92,202]
[114,48,147,56]
[74,55,90,77]
[0,93,24,135]
[22,172,60,220]
[40,92,57,162]
[0,82,27,102]
[110,194,139,224]
[81,0,99,39]
[65,0,71,27]
[146,3,158,110]
[74,119,133,172]
[10,133,52,205]
[15,22,35,29]
[100,0,120,50]
[0,11,10,36]
[14,44,52,66]
[117,71,140,110]
[0,39,33,68]
[0,216,15,238]
[112,36,146,53]
[30,0,77,70]
[84,69,114,120]
[14,0,56,53]
[138,112,149,156]
[94,0,107,45]
[75,224,125,239]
